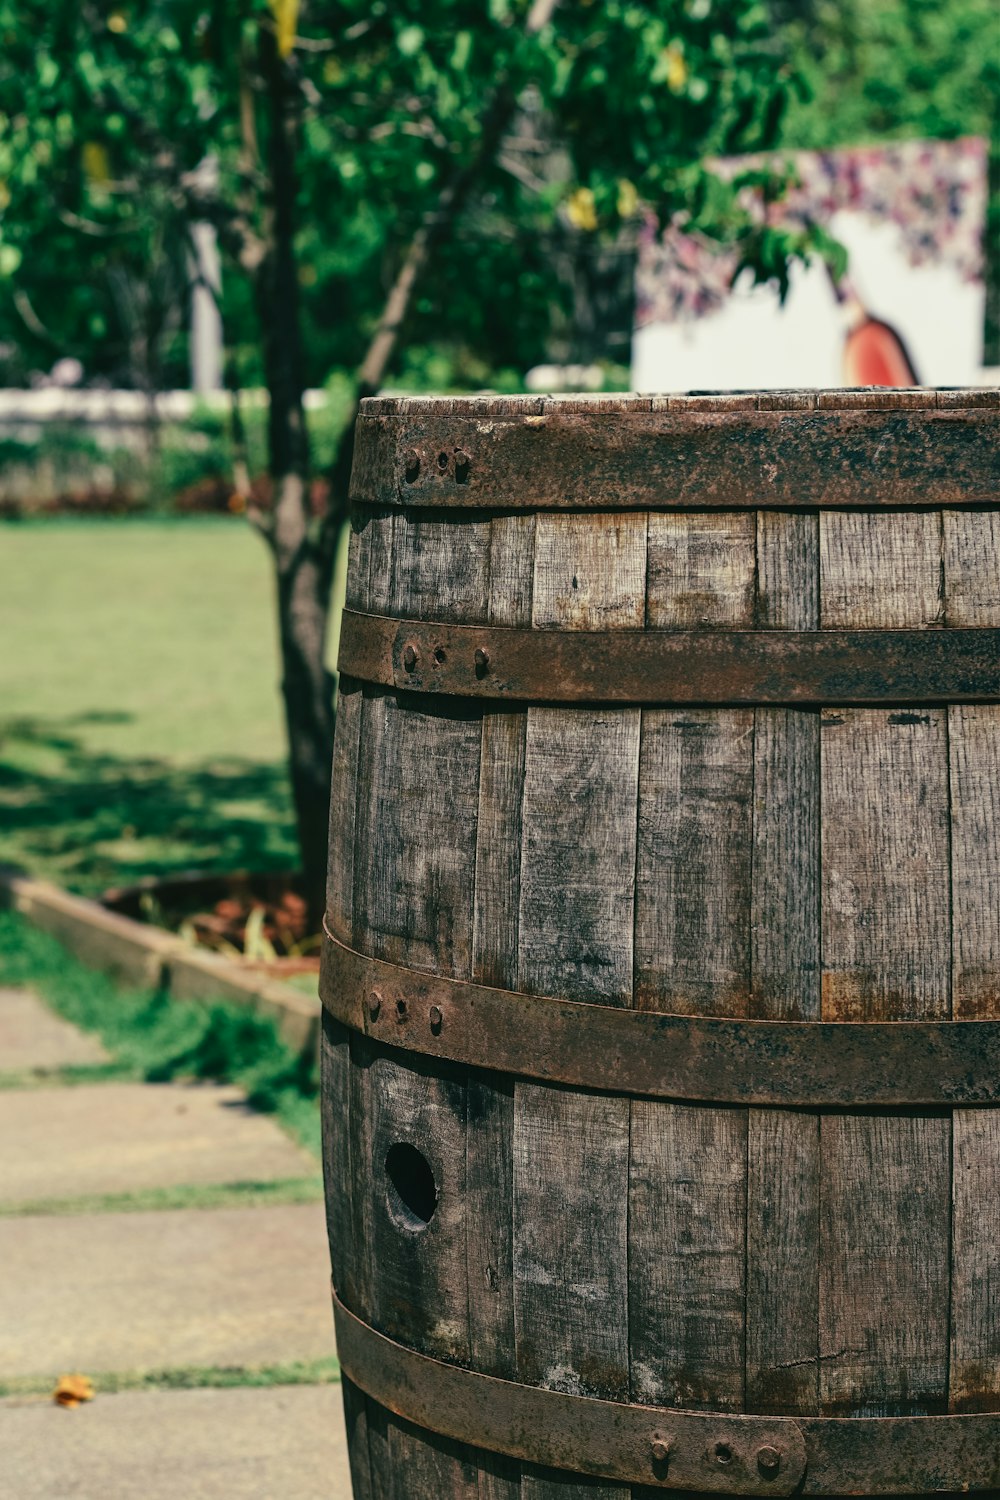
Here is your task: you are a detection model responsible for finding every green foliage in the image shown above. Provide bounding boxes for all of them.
[0,910,320,1154]
[0,517,300,889]
[778,0,999,148]
[0,0,817,392]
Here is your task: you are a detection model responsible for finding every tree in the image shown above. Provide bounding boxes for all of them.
[1,0,816,915]
[776,0,1000,360]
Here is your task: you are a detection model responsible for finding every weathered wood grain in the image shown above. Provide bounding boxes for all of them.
[346,507,397,612]
[746,510,821,1418]
[819,1112,951,1416]
[478,1451,522,1500]
[634,706,754,1014]
[951,1109,1000,1411]
[531,512,646,630]
[352,688,481,977]
[949,704,1000,1018]
[389,506,492,624]
[646,511,755,627]
[749,709,820,1019]
[756,508,819,630]
[345,1031,376,1317]
[945,512,1000,1016]
[346,1034,479,1496]
[945,508,1000,1414]
[341,1377,373,1500]
[944,509,1000,626]
[487,513,536,627]
[745,1108,820,1415]
[752,511,821,1019]
[346,505,484,1493]
[320,1012,354,1306]
[818,510,952,1418]
[521,1468,629,1500]
[366,1047,470,1361]
[630,1101,747,1410]
[630,514,752,1460]
[473,713,525,993]
[326,682,362,943]
[514,513,642,1500]
[467,515,536,1393]
[820,706,950,1019]
[819,511,943,629]
[345,511,372,612]
[636,513,756,1016]
[368,1403,482,1499]
[517,707,641,1004]
[514,1083,631,1401]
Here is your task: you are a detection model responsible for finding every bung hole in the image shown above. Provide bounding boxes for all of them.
[385,1142,438,1230]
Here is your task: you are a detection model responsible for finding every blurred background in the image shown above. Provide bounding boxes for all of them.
[1,0,997,924]
[0,3,997,1492]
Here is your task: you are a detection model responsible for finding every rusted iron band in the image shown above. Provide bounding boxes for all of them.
[333,1293,1000,1494]
[349,402,1000,510]
[321,933,1000,1107]
[338,610,1000,703]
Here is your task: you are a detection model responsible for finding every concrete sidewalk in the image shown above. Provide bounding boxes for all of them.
[1,1386,349,1500]
[0,988,352,1499]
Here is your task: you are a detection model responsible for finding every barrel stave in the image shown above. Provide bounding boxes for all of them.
[631,511,755,1427]
[946,511,1000,1416]
[746,512,824,1420]
[342,510,493,1496]
[512,514,640,1500]
[819,511,952,1418]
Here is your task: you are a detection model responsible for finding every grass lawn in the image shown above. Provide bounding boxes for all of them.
[0,516,342,893]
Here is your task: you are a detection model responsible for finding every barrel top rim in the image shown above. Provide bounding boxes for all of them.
[359,386,1000,417]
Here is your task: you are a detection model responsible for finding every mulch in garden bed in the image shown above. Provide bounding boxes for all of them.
[102,871,320,978]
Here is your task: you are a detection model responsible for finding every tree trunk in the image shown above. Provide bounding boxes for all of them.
[258,0,562,916]
[258,29,336,921]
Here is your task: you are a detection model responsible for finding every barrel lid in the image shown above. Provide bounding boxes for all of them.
[359,386,999,417]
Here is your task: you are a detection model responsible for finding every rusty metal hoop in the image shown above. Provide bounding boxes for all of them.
[334,1293,1000,1495]
[338,611,1000,704]
[349,393,1000,512]
[321,933,1000,1108]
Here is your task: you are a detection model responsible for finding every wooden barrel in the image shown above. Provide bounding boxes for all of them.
[321,389,1000,1498]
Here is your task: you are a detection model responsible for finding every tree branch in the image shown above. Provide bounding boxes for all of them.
[326,0,560,526]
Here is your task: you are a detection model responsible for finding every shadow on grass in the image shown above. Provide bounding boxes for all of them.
[0,714,298,892]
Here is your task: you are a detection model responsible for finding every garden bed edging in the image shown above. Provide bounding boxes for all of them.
[0,870,320,1058]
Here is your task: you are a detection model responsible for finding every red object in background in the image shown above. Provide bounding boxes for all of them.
[844,314,921,386]
[835,277,921,387]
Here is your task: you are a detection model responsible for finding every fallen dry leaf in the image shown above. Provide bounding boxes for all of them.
[53,1374,95,1409]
